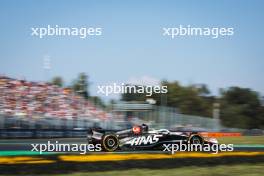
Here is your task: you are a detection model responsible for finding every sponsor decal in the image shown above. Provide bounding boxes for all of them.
[127,134,162,146]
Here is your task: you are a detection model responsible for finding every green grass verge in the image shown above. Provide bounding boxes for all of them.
[217,136,264,145]
[56,164,264,176]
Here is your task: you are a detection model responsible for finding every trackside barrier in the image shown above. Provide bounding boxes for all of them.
[0,129,87,139]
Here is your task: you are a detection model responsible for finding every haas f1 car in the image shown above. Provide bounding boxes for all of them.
[87,124,218,152]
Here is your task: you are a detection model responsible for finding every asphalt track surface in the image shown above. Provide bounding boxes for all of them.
[1,151,264,175]
[1,138,264,175]
[0,138,264,153]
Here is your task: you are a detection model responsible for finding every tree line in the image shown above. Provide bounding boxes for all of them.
[122,81,264,129]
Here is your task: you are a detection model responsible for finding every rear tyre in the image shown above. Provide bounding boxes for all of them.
[101,134,119,152]
[189,135,204,145]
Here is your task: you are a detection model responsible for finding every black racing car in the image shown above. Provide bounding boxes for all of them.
[87,124,218,152]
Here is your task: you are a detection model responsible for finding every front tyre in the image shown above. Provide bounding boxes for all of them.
[101,134,119,152]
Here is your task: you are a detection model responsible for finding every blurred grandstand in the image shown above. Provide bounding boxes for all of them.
[0,76,111,119]
[0,76,125,132]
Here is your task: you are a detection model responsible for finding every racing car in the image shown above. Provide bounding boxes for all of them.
[87,124,218,152]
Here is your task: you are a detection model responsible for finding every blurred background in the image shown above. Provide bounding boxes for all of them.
[0,0,264,175]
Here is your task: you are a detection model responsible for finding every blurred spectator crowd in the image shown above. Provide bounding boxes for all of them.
[0,76,110,120]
